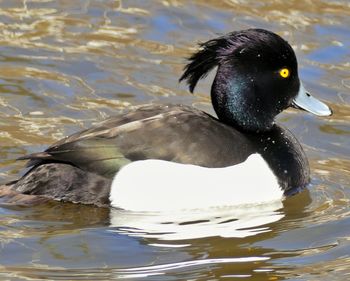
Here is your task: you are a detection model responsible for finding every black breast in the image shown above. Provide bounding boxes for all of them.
[246,125,310,194]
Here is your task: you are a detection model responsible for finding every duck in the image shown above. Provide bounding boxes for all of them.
[0,29,332,211]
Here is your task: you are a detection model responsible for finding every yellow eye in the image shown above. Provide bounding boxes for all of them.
[279,68,290,78]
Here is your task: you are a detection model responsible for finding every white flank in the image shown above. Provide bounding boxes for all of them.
[110,153,283,212]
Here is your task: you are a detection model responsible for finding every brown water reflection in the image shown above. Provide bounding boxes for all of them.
[0,0,349,280]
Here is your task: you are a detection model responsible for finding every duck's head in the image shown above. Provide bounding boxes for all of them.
[180,29,332,132]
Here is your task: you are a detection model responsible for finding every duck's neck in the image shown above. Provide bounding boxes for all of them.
[211,67,274,133]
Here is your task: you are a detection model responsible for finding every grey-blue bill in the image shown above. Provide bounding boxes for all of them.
[292,82,332,116]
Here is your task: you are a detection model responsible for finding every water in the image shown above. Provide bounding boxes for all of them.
[0,0,349,280]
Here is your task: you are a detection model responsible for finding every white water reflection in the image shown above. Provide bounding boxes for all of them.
[113,256,270,279]
[109,200,284,241]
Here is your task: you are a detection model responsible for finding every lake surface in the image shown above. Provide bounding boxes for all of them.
[0,1,349,280]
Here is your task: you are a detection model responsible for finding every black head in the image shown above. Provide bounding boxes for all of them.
[180,29,301,132]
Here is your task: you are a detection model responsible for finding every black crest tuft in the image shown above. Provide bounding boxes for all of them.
[179,29,295,93]
[179,35,232,93]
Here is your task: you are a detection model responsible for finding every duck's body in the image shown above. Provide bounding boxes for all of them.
[5,104,307,207]
[0,29,331,210]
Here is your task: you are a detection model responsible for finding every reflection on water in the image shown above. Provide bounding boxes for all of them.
[0,0,349,280]
[110,201,284,240]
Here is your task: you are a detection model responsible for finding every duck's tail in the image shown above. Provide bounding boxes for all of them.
[0,183,48,206]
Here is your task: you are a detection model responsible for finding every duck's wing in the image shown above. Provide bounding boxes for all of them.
[19,105,253,179]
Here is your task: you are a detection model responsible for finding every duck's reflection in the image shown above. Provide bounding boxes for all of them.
[108,189,312,241]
